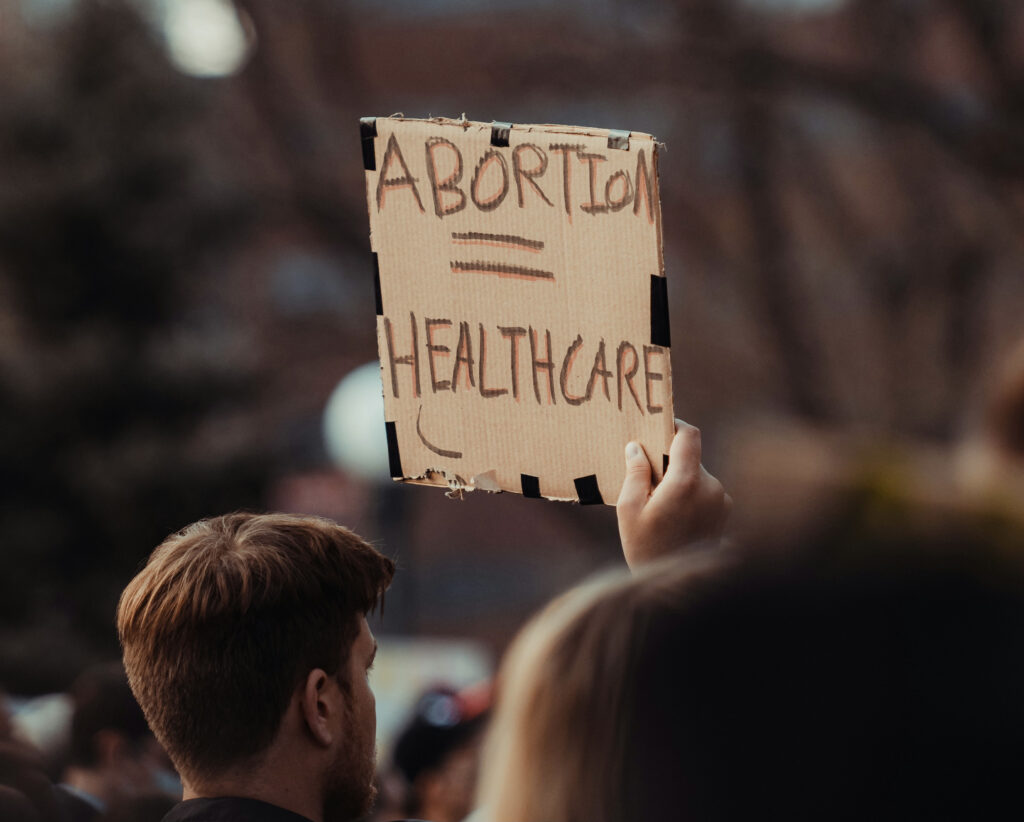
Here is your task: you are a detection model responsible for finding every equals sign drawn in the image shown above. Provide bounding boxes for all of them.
[449,232,554,281]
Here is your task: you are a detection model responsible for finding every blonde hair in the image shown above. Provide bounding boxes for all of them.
[476,551,727,822]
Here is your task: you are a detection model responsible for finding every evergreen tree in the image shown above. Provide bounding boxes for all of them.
[0,1,270,691]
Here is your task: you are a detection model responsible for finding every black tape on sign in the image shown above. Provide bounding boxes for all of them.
[491,122,512,147]
[372,252,383,316]
[574,474,603,505]
[607,129,630,150]
[360,117,377,171]
[520,474,541,499]
[384,421,403,478]
[650,275,671,347]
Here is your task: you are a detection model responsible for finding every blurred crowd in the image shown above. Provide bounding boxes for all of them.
[1,332,1021,822]
[3,1,1024,821]
[1,663,177,822]
[0,664,490,822]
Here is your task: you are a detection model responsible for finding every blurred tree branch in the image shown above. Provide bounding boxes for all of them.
[231,0,371,251]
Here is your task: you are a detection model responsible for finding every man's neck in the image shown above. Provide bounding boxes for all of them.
[182,756,323,822]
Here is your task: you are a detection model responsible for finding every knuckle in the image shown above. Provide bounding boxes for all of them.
[706,476,725,501]
[667,472,699,496]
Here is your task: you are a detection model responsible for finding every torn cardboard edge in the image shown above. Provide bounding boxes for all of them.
[384,423,681,506]
[384,458,674,505]
[361,115,643,154]
[383,420,608,504]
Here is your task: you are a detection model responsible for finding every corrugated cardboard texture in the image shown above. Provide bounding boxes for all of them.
[364,116,674,504]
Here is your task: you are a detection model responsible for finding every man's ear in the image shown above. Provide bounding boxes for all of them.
[300,669,340,748]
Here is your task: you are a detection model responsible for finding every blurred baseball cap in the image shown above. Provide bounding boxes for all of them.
[392,683,491,784]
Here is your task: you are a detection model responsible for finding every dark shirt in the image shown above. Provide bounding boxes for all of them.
[163,797,314,822]
[55,784,103,822]
[162,797,419,822]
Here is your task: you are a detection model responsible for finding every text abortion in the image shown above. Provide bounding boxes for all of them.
[375,134,658,222]
[383,312,667,416]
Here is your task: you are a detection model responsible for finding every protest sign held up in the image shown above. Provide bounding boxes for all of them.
[362,116,674,503]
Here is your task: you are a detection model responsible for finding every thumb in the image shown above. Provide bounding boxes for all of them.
[617,441,653,515]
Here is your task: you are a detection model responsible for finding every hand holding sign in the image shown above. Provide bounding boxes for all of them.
[617,419,731,568]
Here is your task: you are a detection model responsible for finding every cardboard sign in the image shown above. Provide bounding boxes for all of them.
[362,116,673,504]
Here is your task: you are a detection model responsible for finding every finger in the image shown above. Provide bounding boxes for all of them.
[617,441,653,514]
[665,420,702,486]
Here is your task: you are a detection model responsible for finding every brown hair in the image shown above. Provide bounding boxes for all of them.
[117,512,394,781]
[480,527,1024,821]
[476,551,726,822]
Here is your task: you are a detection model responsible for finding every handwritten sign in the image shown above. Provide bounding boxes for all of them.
[362,117,673,504]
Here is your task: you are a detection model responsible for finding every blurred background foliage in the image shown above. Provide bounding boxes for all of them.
[1,0,1022,692]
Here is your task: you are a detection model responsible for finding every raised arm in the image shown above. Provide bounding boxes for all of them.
[616,419,731,569]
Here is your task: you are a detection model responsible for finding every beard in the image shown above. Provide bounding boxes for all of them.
[322,726,378,822]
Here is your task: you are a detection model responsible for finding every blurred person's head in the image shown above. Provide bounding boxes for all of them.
[117,512,394,821]
[63,662,169,807]
[959,335,1024,501]
[6,693,74,773]
[983,336,1024,462]
[0,741,59,822]
[478,526,1024,821]
[392,685,489,822]
[0,785,42,822]
[0,691,12,742]
[477,551,725,822]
